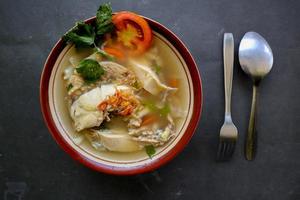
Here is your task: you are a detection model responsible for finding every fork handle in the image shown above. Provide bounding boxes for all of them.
[223,33,234,116]
[245,84,258,160]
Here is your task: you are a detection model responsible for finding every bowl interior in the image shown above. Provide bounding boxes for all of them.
[48,31,194,168]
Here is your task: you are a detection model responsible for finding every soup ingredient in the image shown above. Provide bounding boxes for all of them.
[152,61,162,74]
[112,11,152,55]
[159,103,171,117]
[85,131,105,150]
[128,112,175,146]
[63,22,95,48]
[142,101,171,117]
[145,145,156,158]
[70,87,104,131]
[92,129,142,152]
[129,60,177,95]
[95,3,114,35]
[63,66,75,80]
[69,56,82,67]
[168,78,179,88]
[129,122,174,145]
[97,90,140,116]
[140,114,159,126]
[76,59,105,83]
[91,48,115,61]
[66,83,73,91]
[68,74,84,95]
[103,46,125,60]
[63,3,114,48]
[70,84,138,131]
[100,61,137,85]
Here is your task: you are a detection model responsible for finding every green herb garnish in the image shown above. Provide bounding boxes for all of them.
[63,22,95,48]
[62,3,114,48]
[96,3,114,35]
[145,145,156,158]
[76,59,104,83]
[66,83,73,91]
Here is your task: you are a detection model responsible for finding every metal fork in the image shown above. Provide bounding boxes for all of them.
[217,33,238,161]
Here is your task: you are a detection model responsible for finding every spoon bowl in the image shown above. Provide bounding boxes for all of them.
[239,32,273,81]
[239,31,273,160]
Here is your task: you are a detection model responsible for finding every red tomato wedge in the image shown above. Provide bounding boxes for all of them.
[112,11,152,56]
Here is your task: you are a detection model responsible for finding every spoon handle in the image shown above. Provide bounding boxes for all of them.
[245,84,258,160]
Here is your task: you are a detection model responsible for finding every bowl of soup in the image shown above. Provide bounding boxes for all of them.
[40,7,202,175]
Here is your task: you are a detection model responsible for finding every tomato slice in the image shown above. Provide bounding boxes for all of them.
[112,11,152,56]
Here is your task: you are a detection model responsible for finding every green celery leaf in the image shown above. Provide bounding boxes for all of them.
[76,59,104,83]
[145,145,156,158]
[96,3,114,35]
[63,22,95,48]
[143,101,158,112]
[152,60,162,74]
[160,103,171,117]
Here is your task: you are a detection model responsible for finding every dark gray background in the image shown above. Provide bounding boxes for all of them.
[0,0,299,199]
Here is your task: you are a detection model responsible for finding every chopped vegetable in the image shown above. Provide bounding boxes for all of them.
[145,145,156,158]
[169,78,179,88]
[141,114,159,126]
[151,60,161,74]
[76,59,104,83]
[112,11,152,56]
[63,22,95,47]
[143,101,171,117]
[160,129,171,142]
[153,64,161,74]
[66,83,73,91]
[103,46,125,60]
[143,101,157,112]
[96,3,114,35]
[160,103,171,117]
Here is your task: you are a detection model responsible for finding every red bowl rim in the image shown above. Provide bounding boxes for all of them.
[40,15,203,175]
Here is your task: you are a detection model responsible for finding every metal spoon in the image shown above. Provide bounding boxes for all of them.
[239,31,273,160]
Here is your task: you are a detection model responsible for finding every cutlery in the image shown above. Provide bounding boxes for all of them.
[239,31,273,160]
[217,33,238,161]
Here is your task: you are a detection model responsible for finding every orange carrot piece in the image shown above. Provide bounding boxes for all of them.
[103,46,125,60]
[141,114,159,126]
[169,78,179,88]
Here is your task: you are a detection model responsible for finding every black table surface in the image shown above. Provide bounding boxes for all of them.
[1,0,299,199]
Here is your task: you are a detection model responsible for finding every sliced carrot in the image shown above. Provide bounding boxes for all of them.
[169,78,179,88]
[103,46,125,60]
[141,114,159,126]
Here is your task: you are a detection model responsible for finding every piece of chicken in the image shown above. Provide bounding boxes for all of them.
[70,84,136,132]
